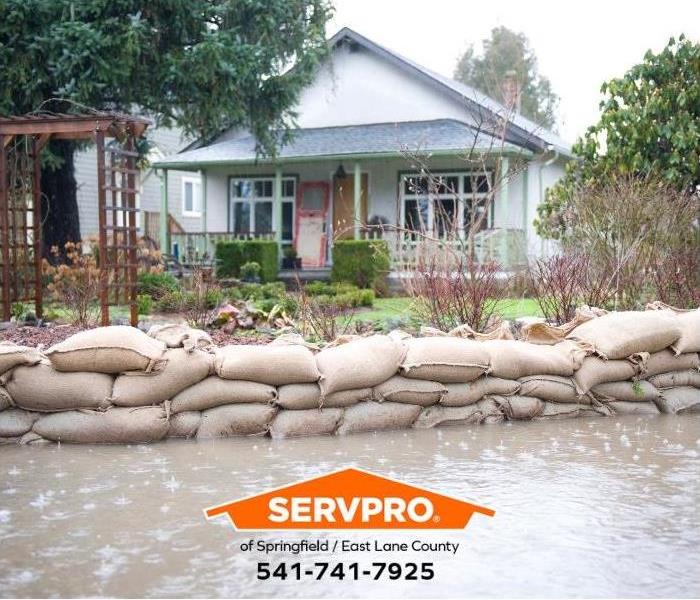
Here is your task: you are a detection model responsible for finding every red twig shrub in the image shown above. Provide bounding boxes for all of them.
[649,248,700,308]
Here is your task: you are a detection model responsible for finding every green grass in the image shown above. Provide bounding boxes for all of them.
[351,296,542,327]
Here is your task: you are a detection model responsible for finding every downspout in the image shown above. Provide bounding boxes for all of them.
[538,145,560,255]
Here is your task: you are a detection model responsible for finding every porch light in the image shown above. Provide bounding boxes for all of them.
[334,163,347,179]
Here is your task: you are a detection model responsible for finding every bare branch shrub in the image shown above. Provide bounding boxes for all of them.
[649,247,700,308]
[296,284,355,343]
[182,265,221,329]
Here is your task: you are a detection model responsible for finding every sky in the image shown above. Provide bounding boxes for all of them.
[328,0,700,144]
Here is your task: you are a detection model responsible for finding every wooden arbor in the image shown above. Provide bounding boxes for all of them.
[0,112,149,326]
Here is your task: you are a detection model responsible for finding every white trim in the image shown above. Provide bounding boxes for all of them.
[182,175,202,218]
[229,176,296,241]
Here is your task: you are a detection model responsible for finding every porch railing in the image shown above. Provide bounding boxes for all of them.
[380,228,527,272]
[170,231,276,265]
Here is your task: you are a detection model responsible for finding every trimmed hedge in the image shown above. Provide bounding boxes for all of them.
[331,240,390,292]
[215,240,279,282]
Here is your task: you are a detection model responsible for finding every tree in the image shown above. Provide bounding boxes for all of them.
[0,0,333,253]
[536,35,700,240]
[453,26,559,129]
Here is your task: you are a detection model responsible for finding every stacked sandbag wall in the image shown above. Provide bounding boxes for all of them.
[0,309,699,445]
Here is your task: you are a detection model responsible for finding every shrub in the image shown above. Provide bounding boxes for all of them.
[331,240,390,293]
[136,294,154,315]
[137,271,180,299]
[156,289,185,313]
[240,261,261,281]
[215,240,279,282]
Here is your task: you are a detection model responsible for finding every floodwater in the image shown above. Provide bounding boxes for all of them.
[0,414,699,598]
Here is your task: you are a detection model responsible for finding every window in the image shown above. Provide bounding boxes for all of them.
[400,171,492,238]
[182,176,202,217]
[230,177,296,241]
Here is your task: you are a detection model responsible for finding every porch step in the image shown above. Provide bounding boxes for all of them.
[278,267,331,289]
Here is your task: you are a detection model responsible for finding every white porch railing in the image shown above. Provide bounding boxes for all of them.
[170,231,275,264]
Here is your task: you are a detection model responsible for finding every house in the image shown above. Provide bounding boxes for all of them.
[152,27,572,272]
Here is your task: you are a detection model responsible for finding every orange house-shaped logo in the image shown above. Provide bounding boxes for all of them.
[204,467,494,531]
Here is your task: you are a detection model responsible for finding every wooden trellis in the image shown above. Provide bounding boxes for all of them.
[0,112,149,326]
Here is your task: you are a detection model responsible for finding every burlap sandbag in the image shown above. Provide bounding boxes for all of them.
[275,384,369,410]
[147,323,213,351]
[400,337,490,383]
[491,395,545,420]
[605,400,660,415]
[566,310,681,360]
[534,402,609,420]
[591,380,660,402]
[0,386,12,411]
[518,374,582,403]
[0,408,38,437]
[170,377,276,414]
[669,310,700,354]
[3,362,113,412]
[336,401,421,435]
[269,408,343,439]
[167,411,202,438]
[440,377,520,407]
[573,356,639,395]
[482,340,587,380]
[112,348,213,407]
[0,342,42,375]
[196,404,277,438]
[33,406,168,443]
[46,326,167,373]
[413,404,483,428]
[475,397,504,423]
[655,387,700,414]
[648,369,700,389]
[19,431,52,445]
[520,306,606,345]
[641,350,700,378]
[317,335,406,396]
[215,344,320,385]
[372,376,446,406]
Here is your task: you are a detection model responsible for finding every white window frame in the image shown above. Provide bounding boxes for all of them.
[182,175,202,218]
[399,171,492,239]
[229,176,296,241]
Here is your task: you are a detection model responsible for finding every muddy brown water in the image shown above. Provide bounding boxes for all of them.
[1,414,699,598]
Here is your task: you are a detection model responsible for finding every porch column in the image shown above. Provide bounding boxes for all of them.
[159,169,169,254]
[274,167,283,248]
[200,169,208,256]
[498,157,510,268]
[353,161,361,239]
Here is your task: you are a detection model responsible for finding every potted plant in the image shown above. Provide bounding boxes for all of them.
[282,246,302,270]
[240,261,262,283]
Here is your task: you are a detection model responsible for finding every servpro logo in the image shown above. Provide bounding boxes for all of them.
[204,467,494,530]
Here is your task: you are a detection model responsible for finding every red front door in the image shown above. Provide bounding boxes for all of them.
[295,181,329,268]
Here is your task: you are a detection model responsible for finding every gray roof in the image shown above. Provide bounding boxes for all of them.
[154,119,529,169]
[328,28,572,156]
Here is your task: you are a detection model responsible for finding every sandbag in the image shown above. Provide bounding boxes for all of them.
[573,356,639,394]
[669,310,700,354]
[19,431,52,445]
[520,305,605,345]
[3,362,113,412]
[170,377,276,414]
[605,401,660,415]
[317,335,406,395]
[336,401,421,435]
[648,369,700,389]
[655,387,700,414]
[413,404,483,428]
[196,404,277,438]
[147,323,213,351]
[269,408,343,438]
[641,350,700,378]
[475,397,504,423]
[0,386,12,411]
[400,337,490,383]
[440,377,520,407]
[46,326,167,373]
[518,375,582,403]
[275,384,369,410]
[372,376,446,406]
[167,411,201,438]
[535,402,609,420]
[0,342,42,375]
[112,348,213,407]
[33,407,168,443]
[591,380,660,402]
[215,344,319,385]
[491,395,545,420]
[483,340,586,380]
[566,310,681,359]
[0,408,38,437]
